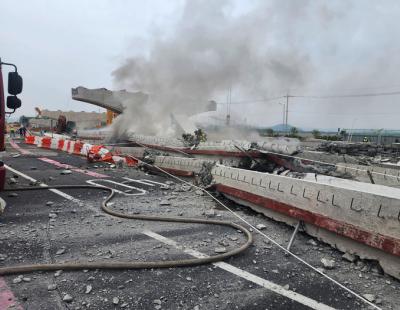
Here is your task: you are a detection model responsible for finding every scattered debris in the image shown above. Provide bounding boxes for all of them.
[54,270,63,277]
[307,239,318,246]
[62,294,73,303]
[214,247,227,254]
[12,276,23,284]
[195,189,204,196]
[55,248,66,255]
[112,297,120,305]
[255,224,267,230]
[342,252,357,263]
[362,294,376,303]
[8,177,18,184]
[205,210,215,217]
[321,258,335,269]
[60,169,72,175]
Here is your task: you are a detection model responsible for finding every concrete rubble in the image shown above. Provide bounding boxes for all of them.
[4,130,400,308]
[106,132,400,281]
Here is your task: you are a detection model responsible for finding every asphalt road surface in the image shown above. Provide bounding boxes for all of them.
[0,139,399,310]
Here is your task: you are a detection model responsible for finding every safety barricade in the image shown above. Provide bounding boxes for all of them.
[24,135,136,167]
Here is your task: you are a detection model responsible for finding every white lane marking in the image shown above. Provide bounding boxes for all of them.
[5,165,79,202]
[4,165,102,214]
[143,230,336,310]
[122,177,155,187]
[140,179,168,186]
[86,179,147,196]
[4,166,335,309]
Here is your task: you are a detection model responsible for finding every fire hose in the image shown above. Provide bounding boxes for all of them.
[0,185,253,275]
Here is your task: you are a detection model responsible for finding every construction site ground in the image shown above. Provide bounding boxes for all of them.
[0,139,399,310]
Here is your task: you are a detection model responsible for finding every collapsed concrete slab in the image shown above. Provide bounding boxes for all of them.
[127,134,300,156]
[133,152,400,280]
[71,86,148,114]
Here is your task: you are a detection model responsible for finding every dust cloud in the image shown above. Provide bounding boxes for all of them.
[111,0,400,136]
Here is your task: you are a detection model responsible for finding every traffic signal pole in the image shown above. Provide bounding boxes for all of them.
[0,61,5,152]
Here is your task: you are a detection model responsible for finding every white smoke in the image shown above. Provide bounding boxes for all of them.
[111,0,400,133]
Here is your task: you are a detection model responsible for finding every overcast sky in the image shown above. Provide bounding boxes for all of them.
[2,0,400,130]
[1,0,184,114]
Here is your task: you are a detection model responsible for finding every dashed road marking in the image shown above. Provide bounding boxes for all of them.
[143,230,337,310]
[2,165,336,310]
[86,179,147,196]
[4,164,101,215]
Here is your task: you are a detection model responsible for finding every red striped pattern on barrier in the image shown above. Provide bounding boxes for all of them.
[24,135,137,167]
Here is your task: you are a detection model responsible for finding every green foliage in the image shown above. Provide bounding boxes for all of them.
[312,129,321,138]
[289,126,298,136]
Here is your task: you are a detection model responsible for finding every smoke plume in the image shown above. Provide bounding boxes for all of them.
[112,0,400,133]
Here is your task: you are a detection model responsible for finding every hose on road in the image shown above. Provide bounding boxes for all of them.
[0,185,253,275]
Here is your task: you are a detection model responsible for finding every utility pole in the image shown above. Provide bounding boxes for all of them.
[282,103,285,126]
[226,88,231,126]
[285,94,289,133]
[278,102,286,128]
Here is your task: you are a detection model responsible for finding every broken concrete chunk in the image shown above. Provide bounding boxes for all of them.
[63,294,73,302]
[321,258,335,269]
[255,224,267,230]
[54,270,63,277]
[205,210,215,217]
[307,239,318,246]
[112,297,119,305]
[8,178,18,184]
[56,248,66,255]
[47,284,57,291]
[342,252,356,263]
[85,284,93,294]
[7,193,18,197]
[195,190,204,196]
[214,247,227,254]
[362,294,376,303]
[159,200,171,206]
[227,235,238,241]
[12,276,23,284]
[60,169,72,175]
[153,299,162,305]
[181,184,192,192]
[46,201,54,206]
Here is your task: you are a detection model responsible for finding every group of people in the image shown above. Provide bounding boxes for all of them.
[9,126,27,138]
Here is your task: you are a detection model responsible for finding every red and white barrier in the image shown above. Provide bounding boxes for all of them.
[24,135,137,166]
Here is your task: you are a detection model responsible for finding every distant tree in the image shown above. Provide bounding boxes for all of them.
[312,129,321,138]
[339,129,347,137]
[290,126,299,137]
[265,128,274,136]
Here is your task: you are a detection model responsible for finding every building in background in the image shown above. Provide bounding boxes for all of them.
[29,109,107,130]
